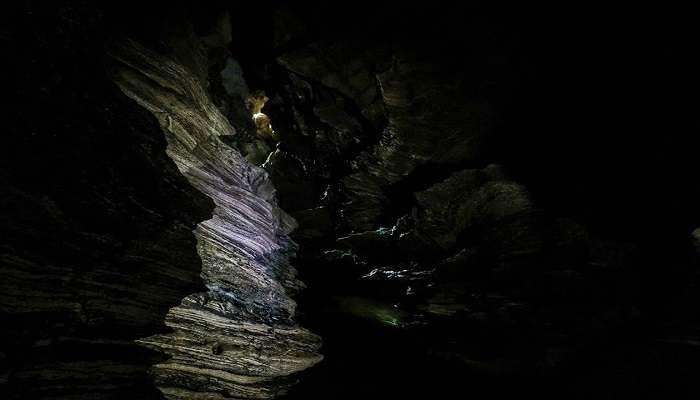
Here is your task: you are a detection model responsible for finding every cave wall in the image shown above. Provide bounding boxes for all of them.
[107,9,321,399]
[2,1,700,399]
[1,2,321,399]
[0,2,212,398]
[221,2,700,398]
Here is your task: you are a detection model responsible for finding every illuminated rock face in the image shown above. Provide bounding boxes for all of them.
[0,4,319,398]
[246,90,277,141]
[109,31,321,400]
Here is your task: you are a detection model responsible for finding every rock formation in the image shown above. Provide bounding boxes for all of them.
[1,3,211,398]
[3,1,700,399]
[108,19,321,400]
[1,3,321,399]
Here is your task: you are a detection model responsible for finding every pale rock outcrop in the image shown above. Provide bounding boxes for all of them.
[108,22,321,400]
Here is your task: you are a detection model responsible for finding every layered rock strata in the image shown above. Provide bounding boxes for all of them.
[0,3,212,398]
[109,27,321,399]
